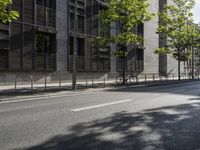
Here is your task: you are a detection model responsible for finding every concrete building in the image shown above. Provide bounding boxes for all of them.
[0,0,181,82]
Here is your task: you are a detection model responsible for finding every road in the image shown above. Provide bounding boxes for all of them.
[0,81,200,150]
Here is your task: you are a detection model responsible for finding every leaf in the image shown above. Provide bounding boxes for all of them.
[0,0,19,23]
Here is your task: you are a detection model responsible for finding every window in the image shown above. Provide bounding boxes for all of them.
[70,13,75,31]
[77,38,84,56]
[70,36,74,55]
[137,24,144,36]
[36,0,55,9]
[137,49,144,61]
[78,15,84,33]
[69,37,84,56]
[36,0,44,6]
[36,32,56,54]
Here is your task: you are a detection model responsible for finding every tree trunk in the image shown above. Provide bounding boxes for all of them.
[178,59,181,81]
[122,57,126,85]
[192,45,194,79]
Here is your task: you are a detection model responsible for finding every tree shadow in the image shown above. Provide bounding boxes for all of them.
[188,97,200,101]
[17,102,200,150]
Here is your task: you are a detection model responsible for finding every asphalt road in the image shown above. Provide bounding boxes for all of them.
[0,81,200,150]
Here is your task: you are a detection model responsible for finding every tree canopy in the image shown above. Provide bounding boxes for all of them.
[92,0,154,84]
[155,0,200,79]
[93,0,154,53]
[155,0,200,60]
[0,0,19,23]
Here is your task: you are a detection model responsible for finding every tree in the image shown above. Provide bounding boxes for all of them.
[189,24,200,79]
[155,0,199,80]
[0,0,19,23]
[93,0,154,84]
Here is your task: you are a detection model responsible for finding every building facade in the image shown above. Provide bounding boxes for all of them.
[0,0,182,81]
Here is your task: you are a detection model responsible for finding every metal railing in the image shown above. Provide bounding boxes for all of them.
[0,72,199,93]
[44,74,62,91]
[15,75,33,91]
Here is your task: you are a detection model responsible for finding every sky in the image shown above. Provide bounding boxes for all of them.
[193,0,200,23]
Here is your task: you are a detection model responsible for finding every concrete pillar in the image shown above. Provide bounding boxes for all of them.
[110,22,117,75]
[56,0,68,72]
[143,0,159,74]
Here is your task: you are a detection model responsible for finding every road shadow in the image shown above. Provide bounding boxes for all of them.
[188,97,200,101]
[16,102,200,150]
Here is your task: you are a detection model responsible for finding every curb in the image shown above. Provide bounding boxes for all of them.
[110,79,200,89]
[0,79,199,103]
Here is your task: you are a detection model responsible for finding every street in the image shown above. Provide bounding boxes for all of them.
[0,81,200,150]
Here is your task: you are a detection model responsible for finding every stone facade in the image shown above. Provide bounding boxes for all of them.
[0,0,184,82]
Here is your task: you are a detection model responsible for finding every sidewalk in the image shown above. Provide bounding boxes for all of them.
[0,77,175,92]
[0,77,199,103]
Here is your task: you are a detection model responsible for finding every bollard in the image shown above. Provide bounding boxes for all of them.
[153,74,155,82]
[85,76,88,87]
[92,74,94,87]
[103,76,106,87]
[59,77,61,88]
[145,75,147,83]
[15,77,17,92]
[44,75,47,91]
[14,75,33,92]
[30,76,33,90]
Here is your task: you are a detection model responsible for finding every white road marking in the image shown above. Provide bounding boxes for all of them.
[173,90,186,93]
[70,99,132,112]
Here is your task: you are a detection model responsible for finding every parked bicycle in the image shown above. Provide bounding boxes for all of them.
[116,74,139,84]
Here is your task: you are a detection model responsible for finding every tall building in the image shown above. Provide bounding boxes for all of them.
[0,0,181,81]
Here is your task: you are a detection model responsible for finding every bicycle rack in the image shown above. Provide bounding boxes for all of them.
[44,74,62,91]
[15,75,33,91]
[167,73,175,80]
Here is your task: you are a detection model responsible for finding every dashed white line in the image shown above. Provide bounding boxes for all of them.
[173,90,186,93]
[70,99,132,112]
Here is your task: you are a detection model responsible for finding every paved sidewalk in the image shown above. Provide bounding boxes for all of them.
[0,77,177,92]
[0,77,199,103]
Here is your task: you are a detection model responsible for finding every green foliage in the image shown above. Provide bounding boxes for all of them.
[92,0,154,56]
[113,50,128,58]
[0,0,19,23]
[155,0,199,62]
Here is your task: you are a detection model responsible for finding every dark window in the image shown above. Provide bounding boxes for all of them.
[78,15,84,33]
[24,1,34,24]
[137,49,144,61]
[10,22,22,69]
[70,0,75,4]
[137,24,144,36]
[70,36,74,55]
[69,36,84,56]
[36,0,55,8]
[35,32,56,70]
[36,0,44,6]
[36,32,56,54]
[70,13,74,31]
[77,38,84,56]
[23,25,33,69]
